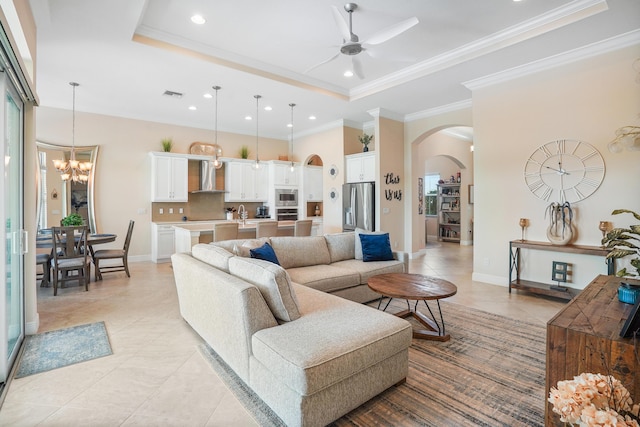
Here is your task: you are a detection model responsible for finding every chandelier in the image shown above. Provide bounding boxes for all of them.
[53,82,92,183]
[608,125,640,153]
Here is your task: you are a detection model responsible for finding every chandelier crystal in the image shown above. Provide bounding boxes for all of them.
[53,82,92,183]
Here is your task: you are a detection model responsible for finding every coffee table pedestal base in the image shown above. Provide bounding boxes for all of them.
[395,309,450,342]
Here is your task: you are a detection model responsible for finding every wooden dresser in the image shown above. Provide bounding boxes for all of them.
[545,275,639,426]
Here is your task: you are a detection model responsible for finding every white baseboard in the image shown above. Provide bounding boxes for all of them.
[25,313,39,335]
[471,272,508,287]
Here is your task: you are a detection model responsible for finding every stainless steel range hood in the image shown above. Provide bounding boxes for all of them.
[191,160,226,193]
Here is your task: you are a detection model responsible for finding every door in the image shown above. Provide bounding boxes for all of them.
[0,74,25,384]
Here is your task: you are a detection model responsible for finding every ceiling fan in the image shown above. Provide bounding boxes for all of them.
[306,3,419,79]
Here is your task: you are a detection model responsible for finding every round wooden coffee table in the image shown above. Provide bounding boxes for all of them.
[368,273,458,341]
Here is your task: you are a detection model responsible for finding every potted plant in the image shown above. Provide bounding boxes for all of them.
[161,137,173,152]
[225,207,236,221]
[602,209,640,277]
[240,146,249,159]
[358,134,373,152]
[61,213,84,226]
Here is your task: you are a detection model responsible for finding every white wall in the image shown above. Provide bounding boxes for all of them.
[471,44,640,288]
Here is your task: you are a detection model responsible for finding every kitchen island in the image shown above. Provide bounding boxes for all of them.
[172,219,321,254]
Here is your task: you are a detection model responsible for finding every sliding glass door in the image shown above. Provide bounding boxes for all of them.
[0,73,25,384]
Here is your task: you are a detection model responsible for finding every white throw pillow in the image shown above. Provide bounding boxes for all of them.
[354,228,388,260]
[228,256,301,322]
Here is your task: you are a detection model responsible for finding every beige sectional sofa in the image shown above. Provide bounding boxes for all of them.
[171,232,412,427]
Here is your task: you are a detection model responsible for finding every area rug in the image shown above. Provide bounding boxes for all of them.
[199,301,547,427]
[15,321,112,378]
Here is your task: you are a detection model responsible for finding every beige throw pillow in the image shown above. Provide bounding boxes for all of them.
[228,256,301,322]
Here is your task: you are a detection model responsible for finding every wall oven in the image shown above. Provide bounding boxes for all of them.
[275,188,298,207]
[276,208,298,221]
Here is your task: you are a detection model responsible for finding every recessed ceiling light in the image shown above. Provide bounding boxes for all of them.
[344,70,354,77]
[309,115,316,120]
[245,116,252,120]
[188,106,197,111]
[287,123,293,128]
[203,93,212,99]
[191,14,206,25]
[264,106,272,111]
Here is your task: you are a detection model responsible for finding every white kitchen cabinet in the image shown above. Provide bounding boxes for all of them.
[271,161,300,187]
[151,222,176,263]
[150,153,189,202]
[303,166,323,201]
[225,159,269,202]
[345,152,376,183]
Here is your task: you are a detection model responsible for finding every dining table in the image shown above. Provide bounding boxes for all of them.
[36,232,118,285]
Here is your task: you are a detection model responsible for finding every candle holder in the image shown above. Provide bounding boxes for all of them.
[519,218,529,241]
[598,221,610,247]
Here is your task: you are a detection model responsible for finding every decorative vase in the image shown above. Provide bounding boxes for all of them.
[226,212,233,221]
[363,145,369,152]
[546,220,576,245]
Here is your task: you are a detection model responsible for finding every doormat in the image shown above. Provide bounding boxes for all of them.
[15,321,112,378]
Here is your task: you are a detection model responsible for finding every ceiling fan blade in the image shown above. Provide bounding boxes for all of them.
[352,56,365,80]
[331,5,351,42]
[366,47,415,63]
[363,16,419,46]
[304,51,341,74]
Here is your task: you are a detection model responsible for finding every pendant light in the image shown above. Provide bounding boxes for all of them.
[212,85,223,169]
[289,103,296,172]
[53,82,92,183]
[253,94,262,169]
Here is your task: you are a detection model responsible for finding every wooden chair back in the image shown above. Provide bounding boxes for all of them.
[294,220,313,237]
[256,221,278,238]
[214,222,239,242]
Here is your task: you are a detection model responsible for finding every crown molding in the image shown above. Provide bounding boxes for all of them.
[405,99,472,123]
[366,108,404,122]
[464,29,640,91]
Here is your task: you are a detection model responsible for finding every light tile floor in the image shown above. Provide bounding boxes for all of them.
[0,241,566,426]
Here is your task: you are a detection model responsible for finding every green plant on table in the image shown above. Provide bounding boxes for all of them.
[61,213,84,226]
[602,209,640,277]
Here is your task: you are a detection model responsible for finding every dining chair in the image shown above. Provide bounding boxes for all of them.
[213,222,239,242]
[294,219,313,237]
[92,220,135,281]
[50,226,90,296]
[256,220,278,238]
[36,252,51,287]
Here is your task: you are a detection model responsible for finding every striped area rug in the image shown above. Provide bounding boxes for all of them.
[201,301,547,427]
[333,300,546,427]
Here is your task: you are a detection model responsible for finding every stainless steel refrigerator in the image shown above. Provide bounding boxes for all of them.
[342,182,375,232]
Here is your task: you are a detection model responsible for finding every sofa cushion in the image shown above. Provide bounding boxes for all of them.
[359,233,394,262]
[324,232,355,263]
[354,228,388,260]
[331,259,405,284]
[228,256,301,322]
[269,236,331,269]
[250,242,280,265]
[192,244,234,273]
[251,283,412,396]
[287,265,360,293]
[212,238,268,257]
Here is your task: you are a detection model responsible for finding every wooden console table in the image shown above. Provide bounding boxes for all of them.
[509,240,614,301]
[545,275,639,426]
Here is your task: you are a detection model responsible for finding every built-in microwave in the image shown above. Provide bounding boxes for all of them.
[275,188,298,207]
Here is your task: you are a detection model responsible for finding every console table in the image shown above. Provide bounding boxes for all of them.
[545,275,639,426]
[509,240,614,301]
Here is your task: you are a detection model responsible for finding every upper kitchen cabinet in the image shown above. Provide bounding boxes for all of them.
[150,152,189,202]
[225,159,269,202]
[345,152,376,183]
[271,161,300,187]
[303,165,323,201]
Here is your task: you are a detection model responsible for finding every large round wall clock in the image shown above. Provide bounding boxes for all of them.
[524,139,605,204]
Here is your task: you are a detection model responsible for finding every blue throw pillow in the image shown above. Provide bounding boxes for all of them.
[359,233,394,262]
[250,242,280,265]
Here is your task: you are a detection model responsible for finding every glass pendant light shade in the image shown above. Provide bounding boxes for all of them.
[212,86,224,169]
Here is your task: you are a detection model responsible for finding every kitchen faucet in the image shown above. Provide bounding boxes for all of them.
[237,204,246,225]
